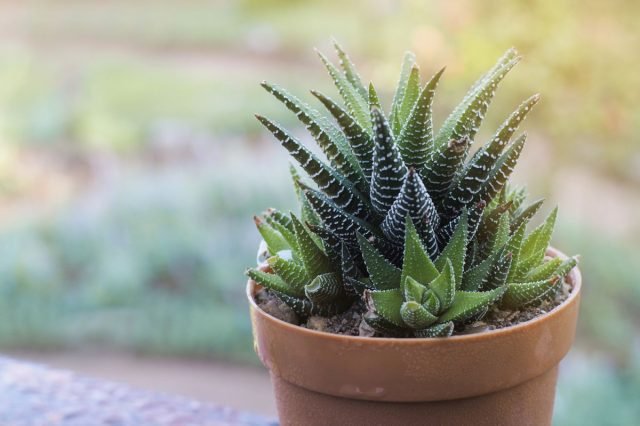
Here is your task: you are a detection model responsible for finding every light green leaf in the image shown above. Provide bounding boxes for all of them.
[291,215,332,277]
[404,276,428,303]
[429,259,456,311]
[435,211,468,289]
[246,268,302,297]
[401,218,440,291]
[369,288,405,327]
[358,233,401,290]
[501,277,558,309]
[400,301,438,329]
[267,256,309,294]
[254,215,289,255]
[439,287,506,323]
[389,51,417,135]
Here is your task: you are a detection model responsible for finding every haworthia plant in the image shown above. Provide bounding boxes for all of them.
[246,43,578,337]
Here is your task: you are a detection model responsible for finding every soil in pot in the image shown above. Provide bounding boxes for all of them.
[254,275,574,337]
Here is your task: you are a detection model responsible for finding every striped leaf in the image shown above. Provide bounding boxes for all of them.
[422,136,472,203]
[435,49,520,150]
[478,133,527,204]
[333,41,368,101]
[291,215,333,277]
[317,51,371,133]
[312,90,374,184]
[256,115,369,219]
[304,188,376,246]
[484,252,513,289]
[511,198,544,233]
[449,94,538,212]
[381,168,439,244]
[370,108,408,216]
[261,82,364,185]
[304,272,345,304]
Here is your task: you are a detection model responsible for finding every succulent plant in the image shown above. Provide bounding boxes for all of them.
[246,42,578,337]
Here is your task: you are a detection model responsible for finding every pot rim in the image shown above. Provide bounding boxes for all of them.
[247,246,581,343]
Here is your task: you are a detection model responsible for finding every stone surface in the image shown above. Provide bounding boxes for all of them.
[0,356,278,426]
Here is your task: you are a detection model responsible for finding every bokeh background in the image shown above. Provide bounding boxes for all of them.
[0,1,638,424]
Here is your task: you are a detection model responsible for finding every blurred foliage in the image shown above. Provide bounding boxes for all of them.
[0,0,639,179]
[0,148,295,360]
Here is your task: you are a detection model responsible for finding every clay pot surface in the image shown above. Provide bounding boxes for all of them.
[248,247,582,426]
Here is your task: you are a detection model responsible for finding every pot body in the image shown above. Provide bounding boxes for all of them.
[248,247,582,426]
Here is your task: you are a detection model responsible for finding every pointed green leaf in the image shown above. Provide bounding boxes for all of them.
[358,233,401,290]
[400,300,438,329]
[382,168,439,244]
[521,207,558,261]
[291,214,332,277]
[414,322,454,338]
[462,251,498,291]
[389,51,417,135]
[369,288,404,327]
[436,50,520,149]
[312,90,374,185]
[501,277,559,309]
[254,215,289,255]
[261,82,363,184]
[404,276,428,303]
[267,256,309,294]
[524,257,562,282]
[246,268,302,297]
[397,67,444,168]
[368,82,382,111]
[317,51,371,132]
[333,41,368,100]
[478,133,527,204]
[429,259,456,311]
[484,252,513,289]
[511,198,544,233]
[398,65,421,127]
[435,211,468,289]
[401,218,440,291]
[439,287,506,323]
[370,107,408,216]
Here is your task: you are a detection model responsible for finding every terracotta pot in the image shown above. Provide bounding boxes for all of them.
[247,247,582,426]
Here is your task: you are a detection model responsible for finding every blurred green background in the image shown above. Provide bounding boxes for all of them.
[0,1,638,424]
